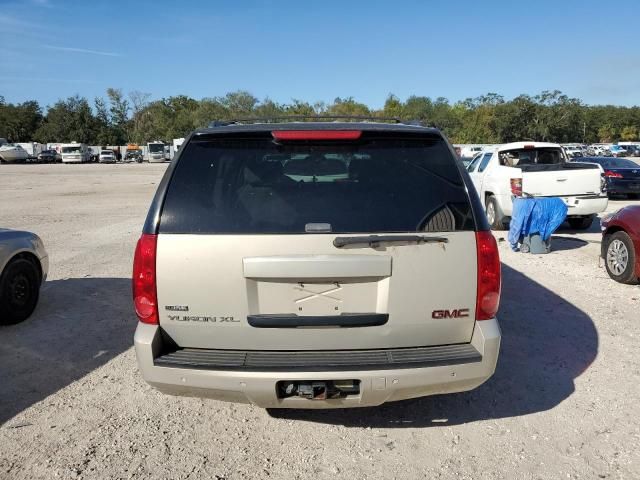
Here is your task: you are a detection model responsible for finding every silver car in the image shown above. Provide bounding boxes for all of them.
[0,229,49,325]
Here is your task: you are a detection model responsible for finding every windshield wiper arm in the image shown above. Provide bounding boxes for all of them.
[333,235,449,248]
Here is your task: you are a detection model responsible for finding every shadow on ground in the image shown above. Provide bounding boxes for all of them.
[550,236,591,251]
[268,264,599,427]
[0,278,134,425]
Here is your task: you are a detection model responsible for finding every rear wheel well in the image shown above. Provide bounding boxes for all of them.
[602,226,627,255]
[604,226,626,237]
[5,252,42,283]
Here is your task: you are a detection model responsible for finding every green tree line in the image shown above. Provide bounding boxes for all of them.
[1,89,639,145]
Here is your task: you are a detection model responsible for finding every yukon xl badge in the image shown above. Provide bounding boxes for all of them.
[432,308,470,319]
[165,305,189,312]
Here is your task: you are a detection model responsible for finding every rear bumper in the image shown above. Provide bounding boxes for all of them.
[500,194,608,217]
[565,195,608,216]
[606,179,640,194]
[134,318,501,408]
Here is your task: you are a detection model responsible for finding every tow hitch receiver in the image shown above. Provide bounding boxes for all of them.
[277,380,360,400]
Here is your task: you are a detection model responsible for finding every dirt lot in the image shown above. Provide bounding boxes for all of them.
[1,163,639,480]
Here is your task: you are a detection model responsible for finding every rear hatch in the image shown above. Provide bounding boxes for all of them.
[155,129,480,351]
[499,147,603,197]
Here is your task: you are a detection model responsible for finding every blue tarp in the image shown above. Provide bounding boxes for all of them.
[508,197,568,250]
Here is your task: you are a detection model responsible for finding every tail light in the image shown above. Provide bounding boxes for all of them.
[272,130,362,141]
[132,234,158,324]
[604,170,623,178]
[510,178,523,196]
[475,231,501,320]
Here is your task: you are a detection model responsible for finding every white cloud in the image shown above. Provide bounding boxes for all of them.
[43,45,122,57]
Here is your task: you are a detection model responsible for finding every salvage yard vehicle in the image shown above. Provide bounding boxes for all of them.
[467,142,608,230]
[609,145,628,158]
[37,149,61,163]
[0,143,29,163]
[574,157,640,198]
[147,141,166,163]
[99,149,117,163]
[60,143,90,163]
[133,120,502,408]
[601,205,640,284]
[0,229,48,325]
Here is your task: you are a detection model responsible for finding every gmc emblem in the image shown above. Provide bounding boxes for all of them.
[432,308,470,319]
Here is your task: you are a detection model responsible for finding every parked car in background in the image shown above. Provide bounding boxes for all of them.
[125,149,143,163]
[460,145,483,158]
[37,149,61,163]
[609,145,628,157]
[574,157,640,198]
[60,143,90,163]
[622,145,640,157]
[0,229,48,325]
[134,121,502,408]
[467,142,608,230]
[601,205,640,284]
[99,149,117,163]
[146,141,166,162]
[564,145,584,158]
[87,147,99,162]
[0,143,29,163]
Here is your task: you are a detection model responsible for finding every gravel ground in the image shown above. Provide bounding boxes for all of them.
[1,163,639,480]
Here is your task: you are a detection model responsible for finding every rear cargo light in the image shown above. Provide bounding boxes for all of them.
[271,130,362,141]
[475,231,501,320]
[604,170,623,178]
[510,177,523,196]
[132,234,158,325]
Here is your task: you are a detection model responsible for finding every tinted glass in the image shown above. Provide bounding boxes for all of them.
[160,133,475,234]
[477,152,493,172]
[62,146,82,153]
[467,153,483,172]
[499,148,563,167]
[606,158,638,168]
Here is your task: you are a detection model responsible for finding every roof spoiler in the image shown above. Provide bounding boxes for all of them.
[207,116,431,128]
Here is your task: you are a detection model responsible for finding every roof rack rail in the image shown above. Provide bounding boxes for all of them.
[207,115,421,128]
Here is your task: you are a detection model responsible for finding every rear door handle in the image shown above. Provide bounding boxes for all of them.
[247,313,389,328]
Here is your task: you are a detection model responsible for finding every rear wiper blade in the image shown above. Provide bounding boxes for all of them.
[333,235,449,248]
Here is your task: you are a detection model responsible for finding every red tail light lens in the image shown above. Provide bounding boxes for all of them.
[132,234,158,324]
[510,178,523,196]
[604,170,623,178]
[475,231,501,320]
[272,130,362,141]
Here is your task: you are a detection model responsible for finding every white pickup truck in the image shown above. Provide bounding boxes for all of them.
[466,141,608,230]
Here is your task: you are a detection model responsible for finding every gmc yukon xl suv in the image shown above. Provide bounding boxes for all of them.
[133,121,502,408]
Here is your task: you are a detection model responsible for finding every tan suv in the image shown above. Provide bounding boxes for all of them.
[133,120,501,408]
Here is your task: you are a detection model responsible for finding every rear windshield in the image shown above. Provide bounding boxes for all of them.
[62,146,82,153]
[149,144,164,153]
[159,133,475,234]
[499,147,564,168]
[101,150,113,155]
[603,158,638,168]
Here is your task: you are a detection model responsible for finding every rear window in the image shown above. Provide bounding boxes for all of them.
[62,146,82,153]
[159,133,476,234]
[605,158,638,168]
[499,147,564,168]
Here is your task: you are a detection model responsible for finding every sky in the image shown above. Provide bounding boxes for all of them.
[1,0,639,109]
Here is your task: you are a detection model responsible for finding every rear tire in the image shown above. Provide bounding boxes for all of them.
[486,195,506,230]
[568,215,595,230]
[604,231,638,284]
[0,258,41,325]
